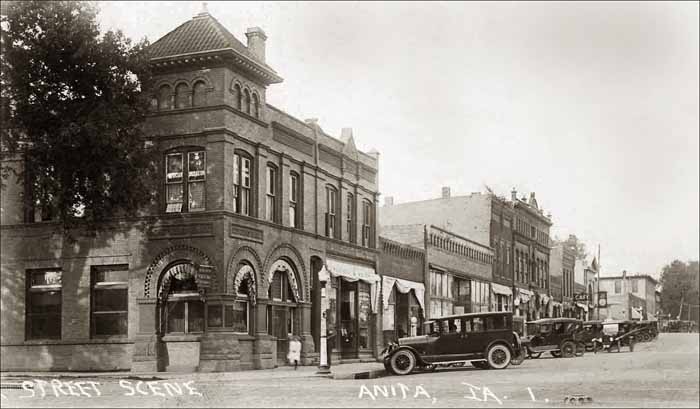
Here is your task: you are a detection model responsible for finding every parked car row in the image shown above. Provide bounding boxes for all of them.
[381,312,659,376]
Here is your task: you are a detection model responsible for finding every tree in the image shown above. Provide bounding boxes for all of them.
[660,260,700,320]
[1,1,156,229]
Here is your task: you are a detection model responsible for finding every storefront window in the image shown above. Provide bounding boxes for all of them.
[91,265,128,338]
[358,282,371,349]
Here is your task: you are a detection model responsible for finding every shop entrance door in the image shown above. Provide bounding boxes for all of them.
[339,280,358,358]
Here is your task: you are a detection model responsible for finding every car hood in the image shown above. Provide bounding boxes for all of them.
[398,335,435,346]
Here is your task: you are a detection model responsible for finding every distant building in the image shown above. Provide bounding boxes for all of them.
[550,236,577,317]
[379,187,552,320]
[597,273,659,320]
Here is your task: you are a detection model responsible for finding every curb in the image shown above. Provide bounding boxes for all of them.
[332,369,387,380]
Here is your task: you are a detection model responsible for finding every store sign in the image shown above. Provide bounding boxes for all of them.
[196,264,214,289]
[574,293,588,302]
[597,291,607,307]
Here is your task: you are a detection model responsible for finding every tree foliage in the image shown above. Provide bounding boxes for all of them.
[1,0,156,229]
[660,260,699,318]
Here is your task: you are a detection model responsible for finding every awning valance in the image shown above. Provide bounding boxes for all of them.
[516,288,534,303]
[324,259,379,312]
[491,283,512,296]
[382,275,426,317]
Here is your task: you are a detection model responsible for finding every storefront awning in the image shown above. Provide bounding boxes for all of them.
[325,258,379,283]
[382,275,425,317]
[324,258,380,312]
[516,288,534,303]
[491,283,512,296]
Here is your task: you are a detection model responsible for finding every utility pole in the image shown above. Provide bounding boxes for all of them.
[597,244,601,320]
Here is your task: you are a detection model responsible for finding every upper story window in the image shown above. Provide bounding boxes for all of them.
[325,186,338,239]
[233,152,252,216]
[175,83,190,108]
[631,279,638,293]
[26,269,62,340]
[252,93,260,118]
[165,150,206,213]
[158,84,172,110]
[192,81,206,107]
[233,83,242,110]
[614,280,621,294]
[91,265,128,338]
[265,164,278,222]
[289,172,300,228]
[362,199,373,247]
[346,193,355,243]
[244,89,251,115]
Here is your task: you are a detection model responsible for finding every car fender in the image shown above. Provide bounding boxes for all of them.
[386,345,427,366]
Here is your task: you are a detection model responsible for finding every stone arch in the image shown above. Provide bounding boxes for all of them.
[262,243,307,300]
[227,245,263,294]
[143,244,217,298]
[232,264,257,306]
[267,259,302,302]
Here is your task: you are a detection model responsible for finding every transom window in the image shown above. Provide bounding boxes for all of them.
[26,269,62,340]
[233,152,252,216]
[165,150,206,213]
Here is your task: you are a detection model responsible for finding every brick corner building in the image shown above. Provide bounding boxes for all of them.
[0,10,381,372]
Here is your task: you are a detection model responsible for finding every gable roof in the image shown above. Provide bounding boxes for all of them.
[147,11,282,84]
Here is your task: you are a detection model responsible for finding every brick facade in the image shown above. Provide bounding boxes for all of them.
[0,11,380,372]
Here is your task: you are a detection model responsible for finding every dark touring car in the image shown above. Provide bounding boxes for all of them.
[381,311,524,375]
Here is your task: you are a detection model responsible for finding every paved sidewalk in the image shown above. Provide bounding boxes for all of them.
[0,361,387,383]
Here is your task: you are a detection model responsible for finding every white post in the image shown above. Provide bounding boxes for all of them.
[317,266,331,374]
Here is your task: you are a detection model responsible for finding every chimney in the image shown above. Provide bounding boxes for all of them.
[442,186,451,199]
[245,27,267,62]
[511,188,517,201]
[385,196,394,207]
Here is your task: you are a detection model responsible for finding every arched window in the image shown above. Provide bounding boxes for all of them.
[252,92,260,118]
[207,264,254,334]
[233,83,242,110]
[192,81,206,107]
[158,85,172,110]
[244,88,251,114]
[162,263,204,334]
[175,83,190,108]
[267,264,300,343]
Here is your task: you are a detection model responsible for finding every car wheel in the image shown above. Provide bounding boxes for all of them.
[550,350,562,358]
[472,361,489,369]
[575,342,586,357]
[487,344,512,369]
[561,341,576,358]
[389,349,416,376]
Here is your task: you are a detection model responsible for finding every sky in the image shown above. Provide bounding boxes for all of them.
[98,1,699,279]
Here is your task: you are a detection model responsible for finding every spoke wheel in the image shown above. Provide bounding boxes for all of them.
[390,350,416,376]
[487,344,512,370]
[561,341,576,358]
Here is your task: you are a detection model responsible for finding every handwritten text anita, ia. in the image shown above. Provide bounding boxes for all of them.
[10,379,202,399]
[358,382,546,405]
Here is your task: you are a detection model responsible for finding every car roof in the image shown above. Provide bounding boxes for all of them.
[526,318,581,324]
[425,311,512,323]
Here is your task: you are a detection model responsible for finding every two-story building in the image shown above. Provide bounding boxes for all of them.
[380,224,494,322]
[0,10,381,372]
[550,236,577,317]
[597,273,659,321]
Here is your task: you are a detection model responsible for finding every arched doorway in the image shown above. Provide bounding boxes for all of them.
[158,262,204,335]
[266,259,302,365]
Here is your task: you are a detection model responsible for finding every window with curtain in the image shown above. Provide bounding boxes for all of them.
[26,269,62,340]
[233,152,252,216]
[165,150,206,213]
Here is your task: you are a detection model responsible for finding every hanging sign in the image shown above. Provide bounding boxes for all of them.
[196,264,214,289]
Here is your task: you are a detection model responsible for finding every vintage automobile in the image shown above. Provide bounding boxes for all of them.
[381,311,523,375]
[581,320,605,352]
[521,318,586,358]
[632,320,659,342]
[594,320,640,352]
